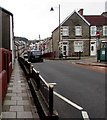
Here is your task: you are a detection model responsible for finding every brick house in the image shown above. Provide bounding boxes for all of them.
[84,12,107,56]
[52,9,107,57]
[14,37,28,58]
[42,37,52,54]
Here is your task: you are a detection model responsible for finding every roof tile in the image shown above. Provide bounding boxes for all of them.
[84,15,107,25]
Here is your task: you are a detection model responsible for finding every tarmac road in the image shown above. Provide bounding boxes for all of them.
[32,60,105,119]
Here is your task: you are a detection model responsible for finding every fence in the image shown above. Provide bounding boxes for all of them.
[32,68,54,115]
[0,48,12,101]
[18,57,58,118]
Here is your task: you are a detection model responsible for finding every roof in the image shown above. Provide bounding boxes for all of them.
[52,10,107,33]
[0,6,13,16]
[52,10,90,33]
[61,10,90,26]
[84,15,107,25]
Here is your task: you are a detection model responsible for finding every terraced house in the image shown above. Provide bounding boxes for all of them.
[52,9,107,57]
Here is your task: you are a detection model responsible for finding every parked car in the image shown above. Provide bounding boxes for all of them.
[23,51,28,58]
[28,50,43,62]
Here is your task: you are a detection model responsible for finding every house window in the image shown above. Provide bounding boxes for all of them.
[101,42,107,48]
[62,26,69,36]
[75,26,82,36]
[90,26,96,36]
[74,41,83,52]
[103,26,107,36]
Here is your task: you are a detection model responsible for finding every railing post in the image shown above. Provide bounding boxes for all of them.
[30,64,33,77]
[36,71,40,89]
[29,62,31,74]
[49,84,54,115]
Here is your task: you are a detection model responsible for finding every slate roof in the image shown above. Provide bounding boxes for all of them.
[52,10,107,33]
[84,15,107,26]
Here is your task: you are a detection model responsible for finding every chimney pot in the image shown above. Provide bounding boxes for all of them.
[78,9,84,16]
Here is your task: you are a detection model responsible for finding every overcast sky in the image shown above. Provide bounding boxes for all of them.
[0,0,106,40]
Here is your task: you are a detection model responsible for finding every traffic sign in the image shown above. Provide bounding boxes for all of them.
[96,31,100,38]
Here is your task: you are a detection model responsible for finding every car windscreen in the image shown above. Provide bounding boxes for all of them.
[24,52,28,54]
[24,52,28,55]
[24,53,28,55]
[32,51,42,55]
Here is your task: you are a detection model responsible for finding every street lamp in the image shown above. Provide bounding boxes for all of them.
[96,30,101,62]
[96,30,101,50]
[50,4,61,58]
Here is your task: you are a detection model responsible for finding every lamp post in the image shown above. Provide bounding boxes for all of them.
[96,31,101,50]
[50,4,61,58]
[96,30,101,62]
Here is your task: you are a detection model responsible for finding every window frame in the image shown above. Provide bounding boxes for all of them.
[90,26,96,36]
[75,26,82,36]
[74,41,83,52]
[62,26,69,36]
[103,26,107,36]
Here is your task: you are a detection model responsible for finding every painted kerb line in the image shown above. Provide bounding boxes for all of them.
[54,91,83,110]
[53,91,90,119]
[82,111,90,120]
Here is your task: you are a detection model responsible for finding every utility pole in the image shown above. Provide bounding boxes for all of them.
[50,4,61,58]
[96,31,101,62]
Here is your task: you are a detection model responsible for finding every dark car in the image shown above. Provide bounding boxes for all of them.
[28,50,43,62]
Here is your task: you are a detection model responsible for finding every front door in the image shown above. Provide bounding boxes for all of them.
[90,42,96,56]
[63,46,67,56]
[62,42,68,56]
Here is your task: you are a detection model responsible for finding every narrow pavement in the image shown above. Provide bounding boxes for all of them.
[2,59,40,119]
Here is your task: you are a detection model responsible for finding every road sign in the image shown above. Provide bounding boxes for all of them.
[96,31,100,38]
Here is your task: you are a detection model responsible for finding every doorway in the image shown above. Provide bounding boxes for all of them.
[90,42,96,56]
[62,42,68,56]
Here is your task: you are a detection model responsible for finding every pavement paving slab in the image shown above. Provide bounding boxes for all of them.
[10,106,24,112]
[17,112,33,118]
[2,112,16,118]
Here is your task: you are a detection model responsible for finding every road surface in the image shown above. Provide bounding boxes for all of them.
[32,60,106,119]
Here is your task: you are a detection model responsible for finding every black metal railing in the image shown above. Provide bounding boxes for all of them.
[18,57,55,115]
[32,68,54,114]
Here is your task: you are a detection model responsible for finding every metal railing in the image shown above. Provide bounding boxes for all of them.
[18,57,55,115]
[32,68,54,114]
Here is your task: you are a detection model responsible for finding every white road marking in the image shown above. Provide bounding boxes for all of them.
[53,91,83,110]
[82,111,90,120]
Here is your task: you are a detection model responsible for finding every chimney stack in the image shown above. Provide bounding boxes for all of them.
[78,9,84,16]
[101,12,107,17]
